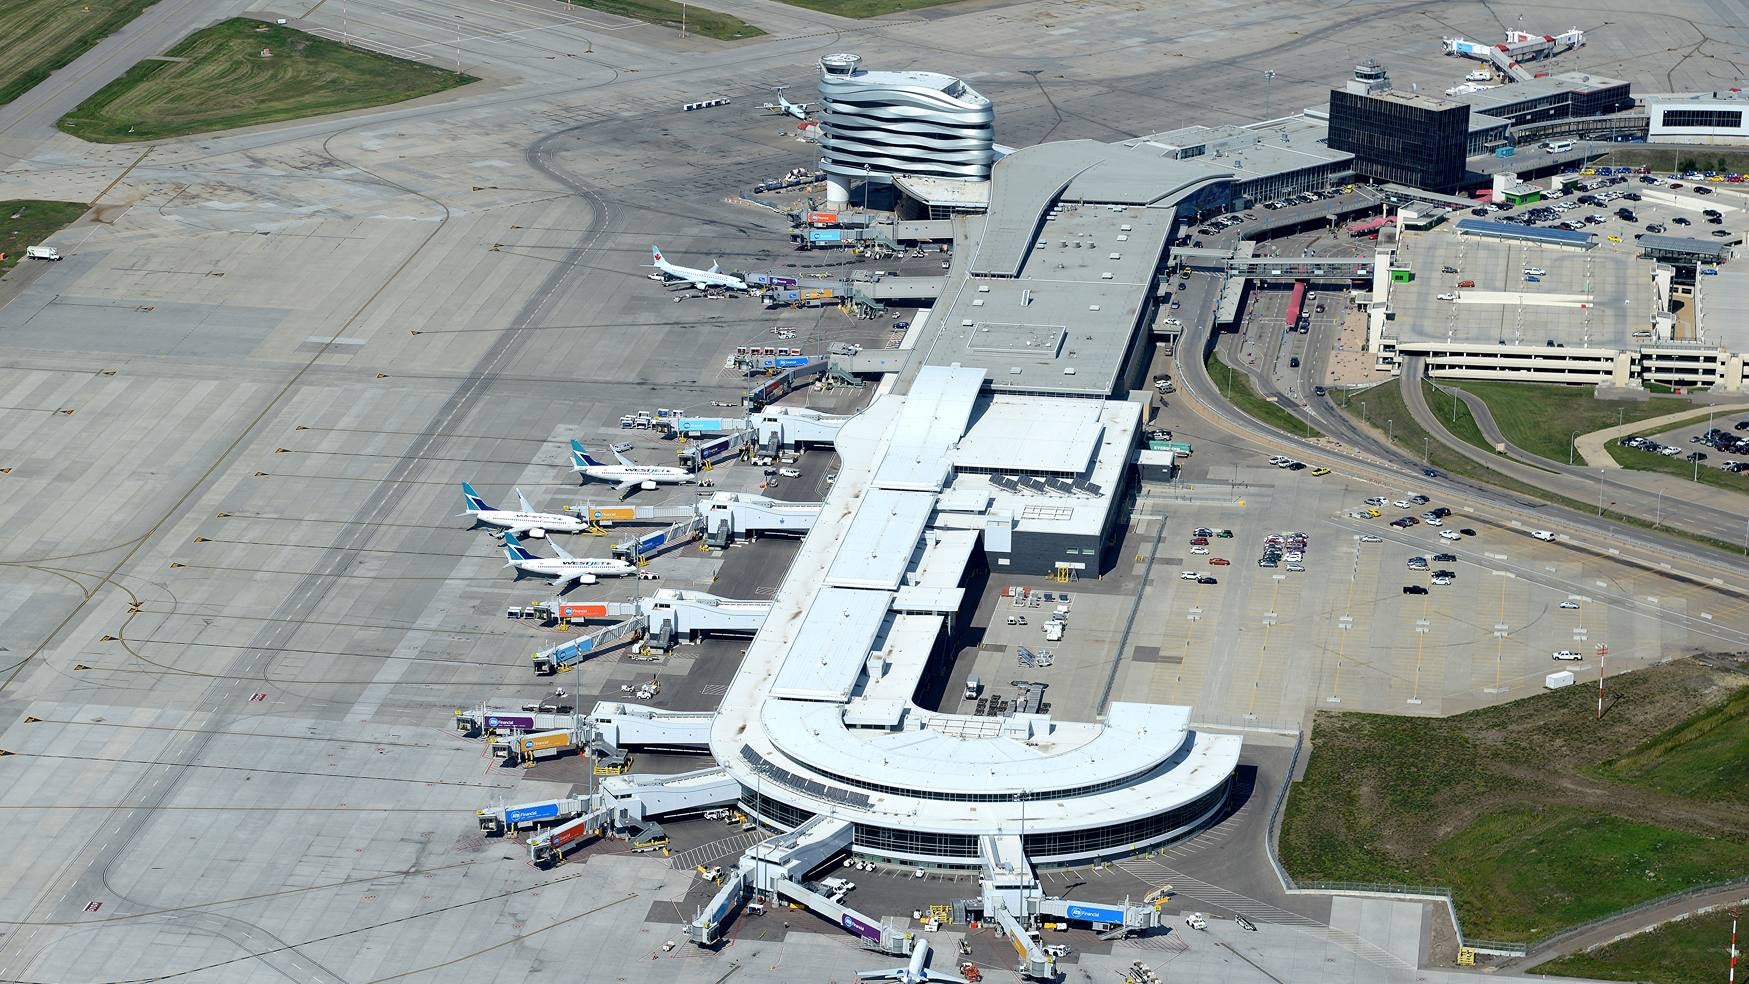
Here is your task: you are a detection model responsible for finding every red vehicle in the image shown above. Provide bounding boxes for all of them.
[1190,536,1210,545]
[1209,558,1231,566]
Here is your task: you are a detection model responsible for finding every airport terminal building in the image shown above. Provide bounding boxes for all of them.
[816,53,996,205]
[706,112,1381,867]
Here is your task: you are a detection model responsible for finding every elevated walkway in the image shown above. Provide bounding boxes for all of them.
[533,589,775,673]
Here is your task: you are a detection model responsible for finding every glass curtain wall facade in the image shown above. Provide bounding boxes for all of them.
[1328,90,1470,193]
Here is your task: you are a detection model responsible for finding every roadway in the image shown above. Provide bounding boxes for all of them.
[1172,283,1749,592]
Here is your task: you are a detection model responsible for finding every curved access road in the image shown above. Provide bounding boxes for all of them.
[1171,307,1749,598]
[1397,359,1749,548]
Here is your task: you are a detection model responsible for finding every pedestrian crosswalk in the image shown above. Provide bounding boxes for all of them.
[668,829,761,870]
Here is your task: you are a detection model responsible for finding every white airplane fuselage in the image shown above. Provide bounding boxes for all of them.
[651,247,748,291]
[475,509,585,536]
[578,464,691,489]
[511,556,637,582]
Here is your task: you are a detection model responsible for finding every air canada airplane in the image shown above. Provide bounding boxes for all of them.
[571,439,692,495]
[500,531,636,587]
[459,483,585,537]
[649,245,748,292]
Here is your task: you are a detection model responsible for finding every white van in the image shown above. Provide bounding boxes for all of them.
[964,675,981,700]
[1543,140,1574,153]
[1531,529,1557,542]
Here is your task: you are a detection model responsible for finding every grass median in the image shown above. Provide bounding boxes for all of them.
[0,201,89,276]
[1441,380,1692,464]
[1280,658,1749,943]
[0,0,160,107]
[1539,907,1743,984]
[566,0,765,39]
[1205,351,1322,439]
[58,19,476,143]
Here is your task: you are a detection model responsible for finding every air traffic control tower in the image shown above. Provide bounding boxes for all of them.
[816,53,995,205]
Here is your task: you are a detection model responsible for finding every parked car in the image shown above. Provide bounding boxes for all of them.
[1558,600,1580,610]
[1403,585,1428,595]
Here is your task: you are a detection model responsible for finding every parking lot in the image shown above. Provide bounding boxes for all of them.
[1628,412,1749,475]
[1105,435,1749,731]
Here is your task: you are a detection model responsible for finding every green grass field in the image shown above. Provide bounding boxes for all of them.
[58,18,475,143]
[1441,380,1692,463]
[765,0,966,16]
[1205,351,1322,439]
[566,0,764,39]
[1540,908,1742,984]
[1424,382,1506,457]
[1279,660,1749,942]
[1598,686,1749,806]
[0,0,160,107]
[0,200,88,277]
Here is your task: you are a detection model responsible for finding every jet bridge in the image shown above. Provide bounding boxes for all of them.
[586,701,715,751]
[751,406,849,447]
[612,516,706,564]
[453,704,582,736]
[974,834,1159,975]
[689,817,912,956]
[532,589,772,673]
[524,766,738,867]
[701,493,822,546]
[574,502,697,531]
[476,794,596,836]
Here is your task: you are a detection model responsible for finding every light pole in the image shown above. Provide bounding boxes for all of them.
[1598,469,1606,516]
[1569,431,1580,466]
[1388,417,1394,445]
[1263,70,1277,122]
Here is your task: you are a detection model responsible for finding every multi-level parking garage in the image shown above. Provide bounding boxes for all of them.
[815,53,995,204]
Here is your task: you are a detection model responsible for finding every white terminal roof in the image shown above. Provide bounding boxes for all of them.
[770,586,890,702]
[709,365,1238,836]
[825,488,933,589]
[953,395,1106,474]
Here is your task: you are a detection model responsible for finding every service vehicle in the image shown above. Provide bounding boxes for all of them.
[1552,650,1583,661]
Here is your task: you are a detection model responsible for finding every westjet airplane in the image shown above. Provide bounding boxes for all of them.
[501,531,636,587]
[459,483,585,537]
[571,439,692,495]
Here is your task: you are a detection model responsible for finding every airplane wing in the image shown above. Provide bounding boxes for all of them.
[610,448,635,468]
[708,260,721,274]
[853,970,903,983]
[515,488,535,513]
[548,538,577,562]
[923,971,969,984]
[614,479,639,495]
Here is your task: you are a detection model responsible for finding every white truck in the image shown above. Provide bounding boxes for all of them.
[25,246,61,261]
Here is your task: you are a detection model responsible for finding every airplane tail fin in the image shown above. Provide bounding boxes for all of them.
[461,481,492,514]
[570,438,603,469]
[650,245,665,267]
[502,531,538,565]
